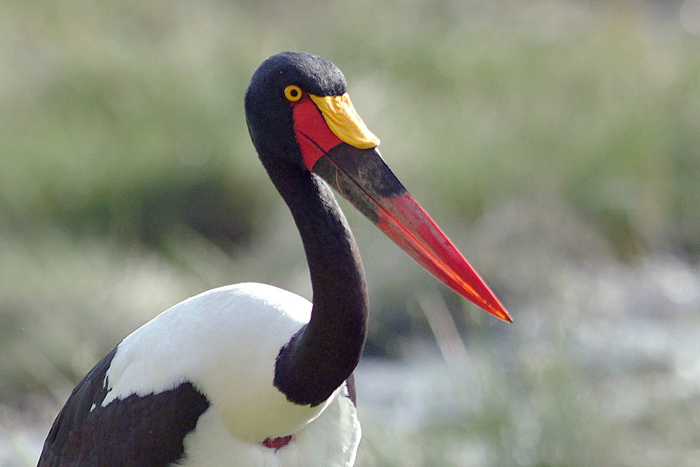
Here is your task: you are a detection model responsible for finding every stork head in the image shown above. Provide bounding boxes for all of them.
[245,51,511,322]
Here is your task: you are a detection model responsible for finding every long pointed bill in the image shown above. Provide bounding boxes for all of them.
[292,93,512,322]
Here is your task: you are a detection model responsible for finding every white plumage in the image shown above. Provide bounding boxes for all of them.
[105,283,360,466]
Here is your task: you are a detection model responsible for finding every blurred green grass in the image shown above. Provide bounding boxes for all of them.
[2,0,700,466]
[3,0,700,256]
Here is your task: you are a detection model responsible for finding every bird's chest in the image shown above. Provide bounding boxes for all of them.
[178,388,361,467]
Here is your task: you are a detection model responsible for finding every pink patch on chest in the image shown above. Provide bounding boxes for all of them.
[262,435,293,450]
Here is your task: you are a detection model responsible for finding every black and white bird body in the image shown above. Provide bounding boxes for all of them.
[38,51,510,467]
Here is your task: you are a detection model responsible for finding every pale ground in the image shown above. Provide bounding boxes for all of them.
[3,254,700,466]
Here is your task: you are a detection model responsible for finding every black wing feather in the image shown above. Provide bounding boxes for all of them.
[38,346,210,467]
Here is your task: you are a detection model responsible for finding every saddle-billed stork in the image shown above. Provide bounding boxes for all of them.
[38,51,510,467]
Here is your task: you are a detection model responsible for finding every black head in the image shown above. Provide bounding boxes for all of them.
[243,52,512,324]
[244,52,347,167]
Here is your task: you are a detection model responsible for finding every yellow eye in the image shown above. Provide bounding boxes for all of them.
[284,85,303,102]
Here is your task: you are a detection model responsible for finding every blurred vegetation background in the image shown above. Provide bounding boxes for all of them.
[2,0,700,465]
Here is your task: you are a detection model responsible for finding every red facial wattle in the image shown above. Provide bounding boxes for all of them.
[293,98,343,171]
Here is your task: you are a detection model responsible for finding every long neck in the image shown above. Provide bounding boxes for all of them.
[263,157,368,407]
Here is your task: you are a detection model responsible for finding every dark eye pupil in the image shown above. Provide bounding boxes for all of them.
[291,89,299,97]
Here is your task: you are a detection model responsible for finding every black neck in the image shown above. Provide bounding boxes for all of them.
[263,157,368,407]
